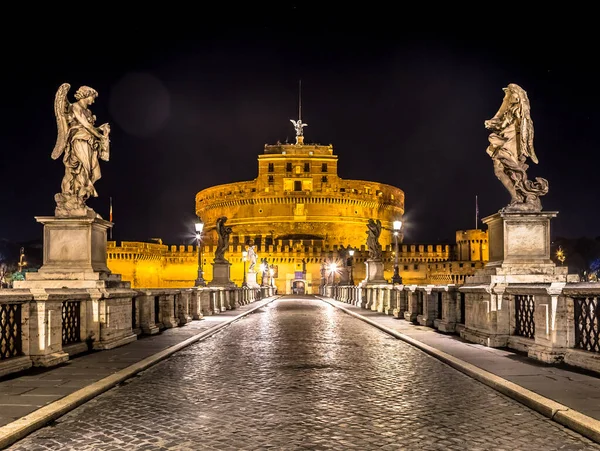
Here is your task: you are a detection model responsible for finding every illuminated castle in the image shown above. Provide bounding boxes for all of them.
[196,135,404,253]
[107,117,488,292]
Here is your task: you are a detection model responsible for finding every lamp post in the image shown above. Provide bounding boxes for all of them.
[242,250,248,287]
[328,262,337,285]
[194,220,206,286]
[348,248,355,285]
[269,265,275,288]
[392,220,403,284]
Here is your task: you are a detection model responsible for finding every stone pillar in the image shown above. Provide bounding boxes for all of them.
[159,294,178,328]
[94,292,138,350]
[403,285,419,323]
[176,291,193,325]
[190,289,203,320]
[137,294,160,335]
[392,285,405,319]
[28,294,69,367]
[218,290,227,312]
[417,286,435,327]
[436,286,459,333]
[526,283,568,363]
[210,290,220,315]
[383,287,393,315]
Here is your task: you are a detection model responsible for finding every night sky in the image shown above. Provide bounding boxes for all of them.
[1,16,598,246]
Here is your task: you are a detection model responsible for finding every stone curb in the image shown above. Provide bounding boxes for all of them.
[321,298,600,445]
[0,296,280,450]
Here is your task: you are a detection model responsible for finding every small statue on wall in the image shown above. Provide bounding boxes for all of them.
[214,216,232,263]
[52,83,111,217]
[246,239,257,271]
[484,83,548,212]
[366,219,382,260]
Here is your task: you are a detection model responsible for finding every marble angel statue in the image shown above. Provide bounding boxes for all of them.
[484,83,548,211]
[52,83,111,216]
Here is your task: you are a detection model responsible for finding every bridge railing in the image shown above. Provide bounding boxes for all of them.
[324,282,600,375]
[0,285,274,379]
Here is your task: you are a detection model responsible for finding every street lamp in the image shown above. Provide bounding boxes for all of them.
[269,265,275,288]
[242,250,248,287]
[194,220,206,286]
[328,262,337,285]
[348,248,355,285]
[556,246,566,266]
[392,220,403,284]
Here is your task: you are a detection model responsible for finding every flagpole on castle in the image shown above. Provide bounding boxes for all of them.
[475,195,479,230]
[109,197,113,240]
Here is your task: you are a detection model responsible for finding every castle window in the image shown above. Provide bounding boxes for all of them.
[321,163,328,172]
[321,176,328,183]
[286,162,292,172]
[268,175,274,183]
[294,180,302,191]
[340,188,346,193]
[304,162,310,172]
[268,163,274,172]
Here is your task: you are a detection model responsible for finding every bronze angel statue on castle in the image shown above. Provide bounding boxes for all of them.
[52,83,111,217]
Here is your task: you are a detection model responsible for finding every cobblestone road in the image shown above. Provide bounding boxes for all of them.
[7,297,600,450]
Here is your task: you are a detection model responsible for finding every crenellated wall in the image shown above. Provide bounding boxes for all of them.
[456,229,489,262]
[107,229,488,292]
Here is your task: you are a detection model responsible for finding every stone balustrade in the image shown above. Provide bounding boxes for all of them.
[0,285,272,378]
[323,281,600,375]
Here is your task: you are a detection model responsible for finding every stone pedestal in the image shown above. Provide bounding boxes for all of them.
[460,210,578,348]
[209,260,235,287]
[14,214,126,290]
[246,270,260,288]
[362,259,387,285]
[487,210,555,268]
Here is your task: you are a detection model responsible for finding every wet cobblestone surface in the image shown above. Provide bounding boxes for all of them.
[7,297,600,450]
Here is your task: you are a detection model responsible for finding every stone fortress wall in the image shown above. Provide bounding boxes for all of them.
[107,228,488,292]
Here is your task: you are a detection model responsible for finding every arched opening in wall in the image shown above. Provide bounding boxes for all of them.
[291,280,305,295]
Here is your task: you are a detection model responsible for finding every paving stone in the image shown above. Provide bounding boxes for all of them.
[5,298,600,450]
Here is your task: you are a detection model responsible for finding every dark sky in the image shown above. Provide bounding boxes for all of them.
[1,14,598,246]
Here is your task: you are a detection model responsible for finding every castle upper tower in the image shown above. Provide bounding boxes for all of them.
[195,105,404,249]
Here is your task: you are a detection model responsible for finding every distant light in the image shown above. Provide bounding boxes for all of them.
[348,249,355,257]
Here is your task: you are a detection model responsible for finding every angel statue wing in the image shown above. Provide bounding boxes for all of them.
[51,83,71,160]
